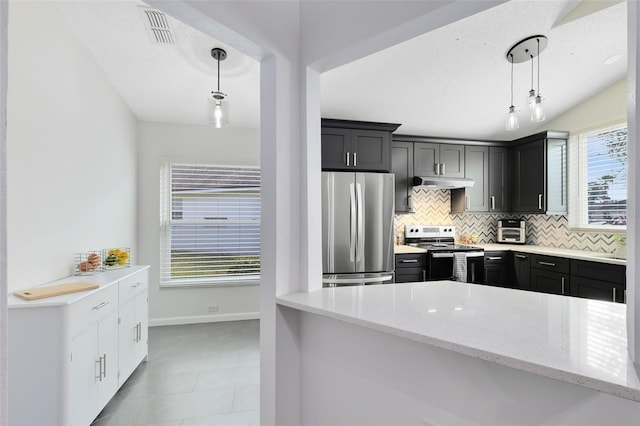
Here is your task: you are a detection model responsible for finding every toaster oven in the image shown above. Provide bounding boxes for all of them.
[497,219,526,244]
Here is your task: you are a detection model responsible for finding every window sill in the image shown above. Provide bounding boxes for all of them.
[160,278,260,289]
[567,225,626,234]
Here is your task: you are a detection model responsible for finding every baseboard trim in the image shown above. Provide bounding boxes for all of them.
[149,312,260,327]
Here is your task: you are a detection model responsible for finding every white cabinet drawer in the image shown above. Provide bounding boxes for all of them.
[119,271,148,304]
[68,285,118,337]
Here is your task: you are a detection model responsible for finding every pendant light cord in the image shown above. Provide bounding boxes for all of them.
[510,54,514,106]
[217,55,221,92]
[537,38,541,95]
[530,55,534,92]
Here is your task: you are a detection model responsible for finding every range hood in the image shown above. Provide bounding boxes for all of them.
[413,176,475,189]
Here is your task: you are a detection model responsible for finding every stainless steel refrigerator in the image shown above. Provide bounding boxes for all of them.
[322,171,395,287]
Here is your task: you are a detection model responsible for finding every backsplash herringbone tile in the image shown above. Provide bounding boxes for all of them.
[395,188,621,254]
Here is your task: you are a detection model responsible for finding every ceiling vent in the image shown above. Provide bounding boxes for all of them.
[140,8,175,45]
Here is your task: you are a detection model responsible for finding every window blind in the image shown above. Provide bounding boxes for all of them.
[160,163,261,286]
[569,123,627,230]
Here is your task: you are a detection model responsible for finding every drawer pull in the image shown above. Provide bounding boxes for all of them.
[92,301,110,311]
[613,288,616,302]
[539,261,556,267]
[515,254,527,259]
[400,259,419,263]
[487,257,502,261]
[561,276,565,294]
[131,282,143,289]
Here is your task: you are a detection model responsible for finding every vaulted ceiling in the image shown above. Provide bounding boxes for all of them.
[57,0,627,140]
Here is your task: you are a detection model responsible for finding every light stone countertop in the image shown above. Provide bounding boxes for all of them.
[8,265,150,308]
[277,281,640,401]
[394,243,626,266]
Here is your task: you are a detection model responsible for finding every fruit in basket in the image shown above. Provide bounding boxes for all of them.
[88,253,101,268]
[77,261,94,272]
[104,248,129,267]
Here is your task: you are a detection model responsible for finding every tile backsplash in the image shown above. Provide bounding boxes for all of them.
[395,188,621,253]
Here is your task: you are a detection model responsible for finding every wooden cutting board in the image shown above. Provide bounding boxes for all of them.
[14,282,100,301]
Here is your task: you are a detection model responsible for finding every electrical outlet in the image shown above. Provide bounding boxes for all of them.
[207,304,219,313]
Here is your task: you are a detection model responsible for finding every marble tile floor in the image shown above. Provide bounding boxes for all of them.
[91,320,260,426]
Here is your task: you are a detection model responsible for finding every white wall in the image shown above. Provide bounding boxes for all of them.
[538,77,627,133]
[6,1,137,291]
[0,1,7,423]
[136,121,260,325]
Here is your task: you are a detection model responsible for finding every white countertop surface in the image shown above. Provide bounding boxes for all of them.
[8,265,150,308]
[277,281,640,401]
[395,243,626,265]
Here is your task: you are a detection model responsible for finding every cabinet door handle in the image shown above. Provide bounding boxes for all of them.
[613,288,617,302]
[102,354,107,379]
[346,152,350,167]
[515,254,527,259]
[538,193,543,210]
[138,322,142,343]
[95,358,102,381]
[487,257,502,261]
[407,195,412,210]
[561,276,565,294]
[441,163,446,175]
[434,163,440,175]
[400,259,418,263]
[539,261,556,267]
[465,196,470,210]
[422,270,426,281]
[491,196,495,210]
[92,301,110,311]
[353,152,357,167]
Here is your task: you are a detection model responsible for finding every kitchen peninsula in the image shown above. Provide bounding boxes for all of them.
[277,281,640,425]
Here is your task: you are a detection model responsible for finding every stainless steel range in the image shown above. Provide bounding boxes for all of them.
[404,225,484,283]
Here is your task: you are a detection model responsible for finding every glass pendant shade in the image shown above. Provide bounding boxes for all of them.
[506,106,519,131]
[208,98,229,128]
[531,95,545,122]
[527,89,536,110]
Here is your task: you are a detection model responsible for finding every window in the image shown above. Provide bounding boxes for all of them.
[569,123,627,231]
[160,163,261,287]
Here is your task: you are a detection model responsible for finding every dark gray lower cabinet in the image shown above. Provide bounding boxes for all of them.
[530,268,570,296]
[484,251,510,287]
[395,253,426,283]
[512,252,531,290]
[571,260,625,303]
[530,254,570,296]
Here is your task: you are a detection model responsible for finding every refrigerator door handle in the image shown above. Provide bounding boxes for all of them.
[356,182,364,262]
[349,182,357,262]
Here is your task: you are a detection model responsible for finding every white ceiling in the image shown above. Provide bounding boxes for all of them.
[57,1,627,140]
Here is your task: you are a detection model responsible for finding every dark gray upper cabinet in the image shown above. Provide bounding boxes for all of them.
[462,146,489,212]
[391,141,414,213]
[321,119,401,172]
[512,131,568,214]
[488,146,510,212]
[414,143,464,178]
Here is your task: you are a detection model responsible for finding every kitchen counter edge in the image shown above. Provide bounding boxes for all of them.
[395,243,625,265]
[277,282,640,402]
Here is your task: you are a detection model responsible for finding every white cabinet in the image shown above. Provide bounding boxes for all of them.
[70,310,119,426]
[8,265,150,426]
[118,273,149,384]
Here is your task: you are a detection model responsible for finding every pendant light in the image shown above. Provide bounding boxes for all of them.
[530,38,545,123]
[505,53,519,131]
[209,47,228,128]
[527,54,536,110]
[505,35,548,127]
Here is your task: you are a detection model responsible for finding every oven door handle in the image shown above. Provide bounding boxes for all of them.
[431,252,454,258]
